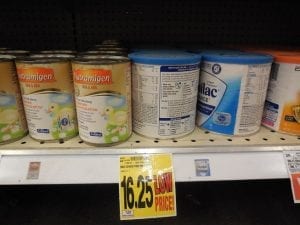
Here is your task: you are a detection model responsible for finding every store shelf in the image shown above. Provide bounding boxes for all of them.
[0,127,299,184]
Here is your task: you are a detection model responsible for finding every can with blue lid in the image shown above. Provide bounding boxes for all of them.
[196,52,273,135]
[129,50,201,139]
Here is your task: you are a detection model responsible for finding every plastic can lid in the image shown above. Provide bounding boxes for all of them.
[202,52,273,64]
[128,50,201,65]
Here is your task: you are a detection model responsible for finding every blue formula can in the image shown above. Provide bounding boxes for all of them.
[129,50,201,139]
[196,52,273,135]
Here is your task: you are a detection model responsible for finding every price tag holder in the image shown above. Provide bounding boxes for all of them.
[119,154,176,220]
[284,151,300,203]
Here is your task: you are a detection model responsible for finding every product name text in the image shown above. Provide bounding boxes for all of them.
[73,69,112,85]
[199,82,217,97]
[17,67,56,83]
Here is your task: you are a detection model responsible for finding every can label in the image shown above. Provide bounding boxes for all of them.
[262,62,300,134]
[0,61,27,143]
[0,94,27,142]
[197,62,271,135]
[16,63,78,140]
[72,63,131,144]
[22,92,77,140]
[132,64,199,138]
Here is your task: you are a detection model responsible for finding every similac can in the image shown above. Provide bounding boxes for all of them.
[0,55,28,144]
[71,56,131,145]
[196,52,273,135]
[262,53,300,135]
[15,57,78,141]
[129,50,201,139]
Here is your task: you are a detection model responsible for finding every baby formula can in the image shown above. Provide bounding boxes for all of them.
[15,57,78,141]
[0,55,28,144]
[262,53,300,135]
[71,56,131,145]
[196,52,273,135]
[129,50,201,139]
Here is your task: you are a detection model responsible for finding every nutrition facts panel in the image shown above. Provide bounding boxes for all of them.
[159,65,199,136]
[132,63,199,138]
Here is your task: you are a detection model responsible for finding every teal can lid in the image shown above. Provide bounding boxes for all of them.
[129,50,201,65]
[202,52,273,64]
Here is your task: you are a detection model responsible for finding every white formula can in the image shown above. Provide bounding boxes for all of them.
[196,52,273,135]
[129,50,201,139]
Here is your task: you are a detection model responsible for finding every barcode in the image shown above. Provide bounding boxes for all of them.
[270,63,280,80]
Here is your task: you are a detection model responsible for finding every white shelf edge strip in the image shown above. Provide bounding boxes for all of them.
[0,151,288,184]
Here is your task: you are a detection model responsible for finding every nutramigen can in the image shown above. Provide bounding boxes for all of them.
[262,52,300,135]
[16,57,78,141]
[72,56,131,145]
[196,52,273,135]
[0,55,28,144]
[129,50,201,139]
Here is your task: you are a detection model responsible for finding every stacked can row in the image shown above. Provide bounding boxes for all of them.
[0,44,299,146]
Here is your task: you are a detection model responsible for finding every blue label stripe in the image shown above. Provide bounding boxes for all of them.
[197,102,216,116]
[159,115,190,121]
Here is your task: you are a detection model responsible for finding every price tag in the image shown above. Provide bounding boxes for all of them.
[119,154,176,220]
[284,151,300,203]
[26,161,41,180]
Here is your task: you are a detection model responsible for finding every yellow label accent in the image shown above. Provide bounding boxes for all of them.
[119,154,176,220]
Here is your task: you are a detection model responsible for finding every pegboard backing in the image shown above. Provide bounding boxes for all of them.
[74,0,300,50]
[0,0,299,50]
[0,1,75,50]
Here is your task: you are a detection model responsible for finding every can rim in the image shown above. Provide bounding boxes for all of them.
[29,53,75,59]
[0,54,16,61]
[15,56,70,63]
[39,50,77,54]
[72,56,130,64]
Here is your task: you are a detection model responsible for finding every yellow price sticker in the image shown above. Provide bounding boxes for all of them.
[119,153,176,220]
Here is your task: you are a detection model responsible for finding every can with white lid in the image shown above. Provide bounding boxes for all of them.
[196,52,273,135]
[129,50,201,139]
